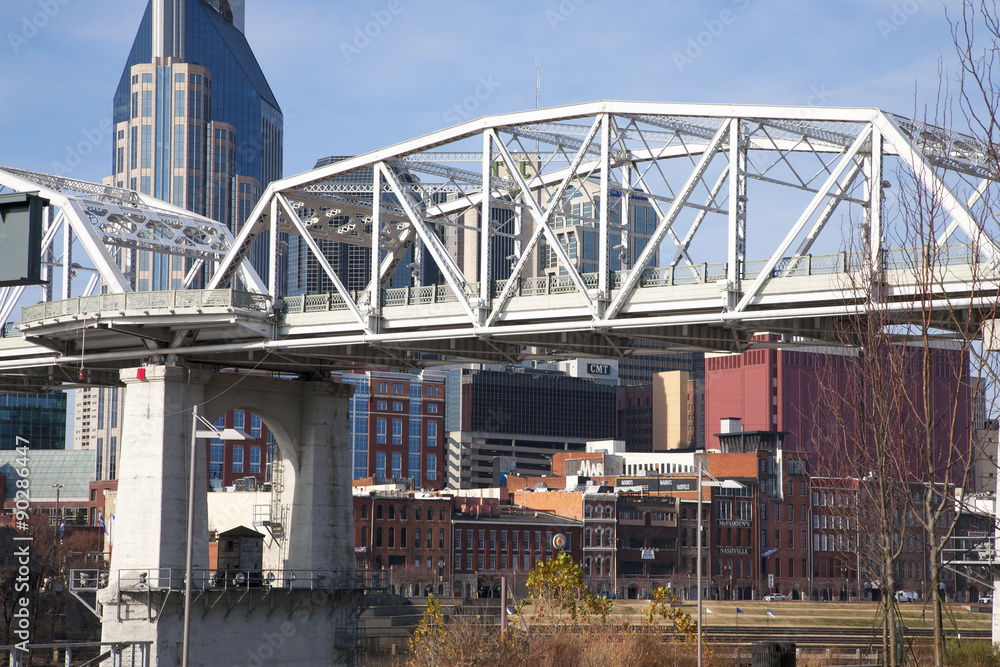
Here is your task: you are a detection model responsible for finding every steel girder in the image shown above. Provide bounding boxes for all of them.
[0,166,266,330]
[4,101,1000,381]
[209,102,1000,341]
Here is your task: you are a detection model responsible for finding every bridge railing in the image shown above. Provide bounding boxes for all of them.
[72,567,387,593]
[0,641,152,667]
[20,289,270,322]
[15,243,990,321]
[280,243,989,313]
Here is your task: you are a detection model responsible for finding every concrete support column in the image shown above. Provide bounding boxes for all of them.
[108,364,208,577]
[280,380,355,575]
[197,372,354,575]
[101,366,358,666]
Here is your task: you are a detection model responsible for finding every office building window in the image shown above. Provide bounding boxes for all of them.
[427,421,437,447]
[375,452,386,477]
[250,447,261,474]
[109,437,118,480]
[376,418,387,444]
[392,419,402,445]
[392,452,401,478]
[232,446,244,473]
[95,438,104,479]
[210,443,224,480]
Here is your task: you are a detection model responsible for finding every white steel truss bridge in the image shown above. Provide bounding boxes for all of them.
[2,101,999,387]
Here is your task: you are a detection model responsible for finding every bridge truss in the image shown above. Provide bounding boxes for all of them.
[2,101,1000,384]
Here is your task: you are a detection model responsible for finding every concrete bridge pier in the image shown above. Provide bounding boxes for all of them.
[99,364,360,666]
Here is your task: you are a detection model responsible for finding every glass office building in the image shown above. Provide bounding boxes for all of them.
[0,392,67,450]
[78,0,282,476]
[110,0,282,289]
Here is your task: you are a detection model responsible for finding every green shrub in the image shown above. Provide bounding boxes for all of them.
[944,640,1000,667]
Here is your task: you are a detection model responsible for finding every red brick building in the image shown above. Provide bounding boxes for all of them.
[451,499,582,598]
[704,338,971,478]
[339,370,446,490]
[204,408,275,488]
[353,492,453,596]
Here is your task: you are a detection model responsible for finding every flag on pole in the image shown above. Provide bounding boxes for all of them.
[767,609,776,618]
[59,519,65,539]
[99,512,109,537]
[736,607,744,614]
[705,607,713,614]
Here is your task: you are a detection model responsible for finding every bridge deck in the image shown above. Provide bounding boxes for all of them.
[1,244,996,388]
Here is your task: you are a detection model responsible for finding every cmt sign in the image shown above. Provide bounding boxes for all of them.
[586,363,611,375]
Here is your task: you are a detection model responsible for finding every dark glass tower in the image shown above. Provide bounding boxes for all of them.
[0,392,67,450]
[109,0,282,289]
[83,0,282,479]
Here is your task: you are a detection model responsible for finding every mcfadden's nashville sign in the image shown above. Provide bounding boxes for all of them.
[718,547,751,555]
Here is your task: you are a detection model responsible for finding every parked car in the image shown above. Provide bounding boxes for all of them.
[763,593,787,601]
[980,594,993,604]
[895,591,919,603]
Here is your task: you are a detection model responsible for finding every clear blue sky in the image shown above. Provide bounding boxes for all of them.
[0,0,977,184]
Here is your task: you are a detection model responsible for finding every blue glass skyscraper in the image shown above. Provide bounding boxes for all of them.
[108,0,282,289]
[79,0,282,478]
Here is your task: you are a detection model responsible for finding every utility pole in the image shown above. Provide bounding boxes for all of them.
[52,483,64,565]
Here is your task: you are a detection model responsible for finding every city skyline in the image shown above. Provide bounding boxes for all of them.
[0,3,996,663]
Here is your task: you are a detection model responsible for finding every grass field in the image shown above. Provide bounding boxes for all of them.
[598,599,994,632]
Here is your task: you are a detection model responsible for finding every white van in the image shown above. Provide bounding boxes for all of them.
[895,591,918,603]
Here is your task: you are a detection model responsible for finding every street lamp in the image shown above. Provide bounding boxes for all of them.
[52,483,64,538]
[696,463,744,667]
[183,405,249,667]
[52,483,65,585]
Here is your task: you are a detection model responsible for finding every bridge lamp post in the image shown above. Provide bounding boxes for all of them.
[696,464,743,667]
[184,406,249,667]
